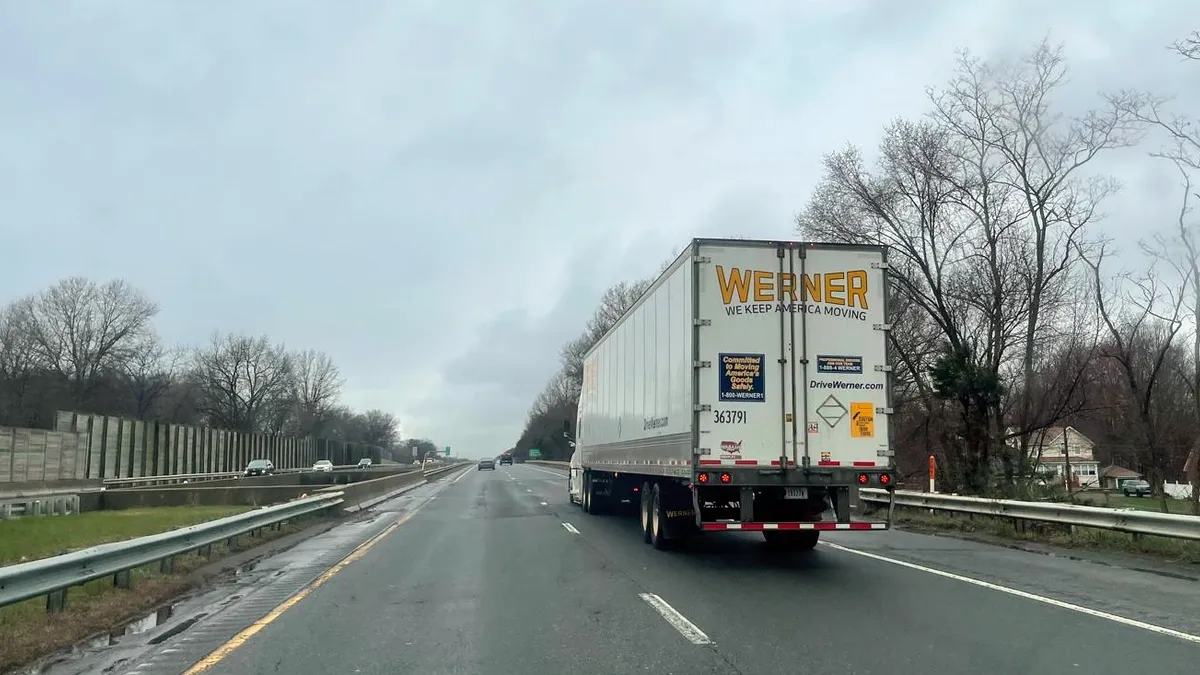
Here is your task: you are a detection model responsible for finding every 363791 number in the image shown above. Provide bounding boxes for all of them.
[713,409,747,424]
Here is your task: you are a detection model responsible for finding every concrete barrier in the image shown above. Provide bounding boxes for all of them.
[101,485,313,510]
[108,466,416,491]
[527,460,569,470]
[318,462,469,514]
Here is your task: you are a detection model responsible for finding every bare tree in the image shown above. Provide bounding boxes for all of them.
[12,277,158,405]
[0,303,41,425]
[797,39,1134,493]
[289,349,343,434]
[1080,241,1191,512]
[1108,32,1200,509]
[559,278,653,393]
[192,333,294,432]
[360,409,400,450]
[122,332,186,419]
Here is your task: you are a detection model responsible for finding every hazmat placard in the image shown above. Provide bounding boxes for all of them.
[850,402,874,438]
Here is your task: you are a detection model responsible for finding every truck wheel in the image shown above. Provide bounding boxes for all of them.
[649,484,672,550]
[762,530,819,552]
[583,472,606,515]
[639,481,654,543]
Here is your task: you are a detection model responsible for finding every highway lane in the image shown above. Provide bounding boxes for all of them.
[184,464,732,675]
[521,463,1200,673]
[123,463,1199,674]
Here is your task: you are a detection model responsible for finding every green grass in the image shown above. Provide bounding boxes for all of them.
[0,506,251,566]
[0,507,320,674]
[1070,492,1199,516]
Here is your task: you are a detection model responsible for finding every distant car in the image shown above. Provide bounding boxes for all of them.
[478,458,496,471]
[499,453,513,466]
[356,458,373,469]
[244,459,275,477]
[312,459,334,472]
[1121,479,1151,497]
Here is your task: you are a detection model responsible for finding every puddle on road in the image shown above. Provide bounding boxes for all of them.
[123,605,175,636]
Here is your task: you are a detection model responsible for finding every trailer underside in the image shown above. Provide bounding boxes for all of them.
[576,466,897,551]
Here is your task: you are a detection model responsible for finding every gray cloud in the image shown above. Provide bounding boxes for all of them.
[2,0,1198,456]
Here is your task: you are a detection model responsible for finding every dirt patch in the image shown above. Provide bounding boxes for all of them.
[0,513,335,674]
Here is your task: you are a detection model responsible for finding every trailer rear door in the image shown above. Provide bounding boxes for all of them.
[695,241,798,468]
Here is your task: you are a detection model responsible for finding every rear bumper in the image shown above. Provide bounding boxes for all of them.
[692,465,895,488]
[702,521,889,532]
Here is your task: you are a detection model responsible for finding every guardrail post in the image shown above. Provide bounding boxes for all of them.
[199,544,213,557]
[114,569,132,589]
[46,589,66,613]
[160,556,174,574]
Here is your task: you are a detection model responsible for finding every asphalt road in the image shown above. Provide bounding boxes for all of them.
[116,463,1200,675]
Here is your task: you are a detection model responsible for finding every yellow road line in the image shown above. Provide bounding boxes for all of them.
[183,510,416,672]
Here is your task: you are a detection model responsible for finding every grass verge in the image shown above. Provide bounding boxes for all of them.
[0,506,253,566]
[889,507,1200,564]
[0,508,328,674]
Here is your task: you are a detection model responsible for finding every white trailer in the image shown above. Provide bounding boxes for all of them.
[568,238,897,550]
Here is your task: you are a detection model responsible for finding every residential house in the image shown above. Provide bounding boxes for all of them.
[1026,426,1101,488]
[1098,465,1143,490]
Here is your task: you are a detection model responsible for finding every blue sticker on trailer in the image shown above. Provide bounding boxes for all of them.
[718,353,766,402]
[816,355,863,374]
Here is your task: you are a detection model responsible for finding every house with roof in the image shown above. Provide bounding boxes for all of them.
[1025,426,1101,488]
[1098,465,1143,490]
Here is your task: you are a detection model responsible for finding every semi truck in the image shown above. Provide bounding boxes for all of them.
[566,238,897,551]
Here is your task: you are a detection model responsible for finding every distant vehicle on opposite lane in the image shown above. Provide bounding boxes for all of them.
[244,459,275,476]
[357,458,373,469]
[312,459,334,472]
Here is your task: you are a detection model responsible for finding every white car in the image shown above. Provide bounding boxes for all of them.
[312,459,334,472]
[568,450,583,505]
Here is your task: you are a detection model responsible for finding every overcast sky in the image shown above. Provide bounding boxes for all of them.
[1,0,1197,457]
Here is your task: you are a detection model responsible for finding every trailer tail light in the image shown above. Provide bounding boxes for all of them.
[720,472,732,484]
[632,486,640,492]
[857,473,870,485]
[879,473,891,486]
[697,472,710,483]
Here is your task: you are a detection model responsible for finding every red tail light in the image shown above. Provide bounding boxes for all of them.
[720,473,732,484]
[857,473,869,484]
[697,472,710,483]
[879,473,891,486]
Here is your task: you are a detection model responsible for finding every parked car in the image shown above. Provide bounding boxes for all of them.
[356,458,373,469]
[244,459,275,477]
[478,458,495,471]
[1121,479,1151,497]
[312,459,334,472]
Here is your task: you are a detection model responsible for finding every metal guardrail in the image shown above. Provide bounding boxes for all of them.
[859,488,1200,541]
[526,460,568,469]
[0,492,345,612]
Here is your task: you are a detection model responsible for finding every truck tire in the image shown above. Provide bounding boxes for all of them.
[762,530,819,552]
[639,481,654,543]
[648,484,672,550]
[583,472,607,515]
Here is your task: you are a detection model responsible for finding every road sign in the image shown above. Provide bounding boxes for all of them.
[444,446,451,456]
[529,448,542,459]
